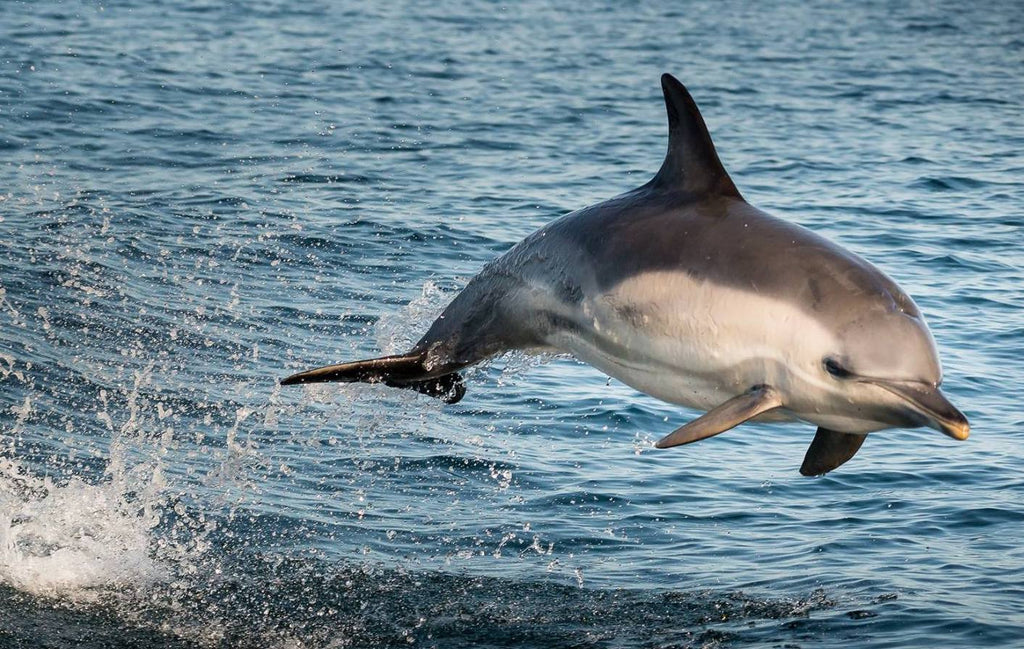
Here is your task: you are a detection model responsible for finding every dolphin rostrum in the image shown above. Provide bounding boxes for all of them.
[283,74,969,476]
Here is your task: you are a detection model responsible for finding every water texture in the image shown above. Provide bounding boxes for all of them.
[1,0,1023,647]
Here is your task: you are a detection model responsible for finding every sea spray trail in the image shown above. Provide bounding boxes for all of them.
[2,0,1024,647]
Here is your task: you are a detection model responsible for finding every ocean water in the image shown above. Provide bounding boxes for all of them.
[1,0,1023,647]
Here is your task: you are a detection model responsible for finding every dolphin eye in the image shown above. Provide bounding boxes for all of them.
[824,357,851,379]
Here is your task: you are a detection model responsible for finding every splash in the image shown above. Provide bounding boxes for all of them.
[374,280,454,355]
[0,363,202,602]
[0,458,163,600]
[495,350,563,386]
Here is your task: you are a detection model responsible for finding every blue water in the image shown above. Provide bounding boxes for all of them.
[2,0,1023,646]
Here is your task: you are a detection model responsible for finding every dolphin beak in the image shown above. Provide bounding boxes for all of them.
[870,380,970,440]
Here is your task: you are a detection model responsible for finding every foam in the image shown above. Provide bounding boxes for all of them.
[0,458,164,600]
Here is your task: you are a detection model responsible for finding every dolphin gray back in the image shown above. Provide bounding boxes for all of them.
[531,193,916,323]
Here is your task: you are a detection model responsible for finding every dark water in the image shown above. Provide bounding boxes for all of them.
[2,0,1023,647]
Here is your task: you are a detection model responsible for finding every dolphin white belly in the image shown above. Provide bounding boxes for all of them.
[530,268,829,417]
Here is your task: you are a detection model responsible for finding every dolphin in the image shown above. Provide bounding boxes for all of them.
[283,73,969,476]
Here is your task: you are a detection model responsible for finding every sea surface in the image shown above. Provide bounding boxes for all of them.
[2,1,1023,647]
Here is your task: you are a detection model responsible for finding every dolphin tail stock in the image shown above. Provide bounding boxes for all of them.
[653,385,783,449]
[280,352,467,404]
[280,272,527,405]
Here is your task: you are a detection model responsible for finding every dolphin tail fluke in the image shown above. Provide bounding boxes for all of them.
[654,385,782,449]
[280,352,466,404]
[799,428,867,476]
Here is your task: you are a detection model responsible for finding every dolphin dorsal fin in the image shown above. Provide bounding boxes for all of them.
[650,74,742,199]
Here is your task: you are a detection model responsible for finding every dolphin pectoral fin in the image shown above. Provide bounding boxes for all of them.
[654,385,782,449]
[799,428,867,477]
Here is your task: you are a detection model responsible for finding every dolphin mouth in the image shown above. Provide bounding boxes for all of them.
[867,379,970,440]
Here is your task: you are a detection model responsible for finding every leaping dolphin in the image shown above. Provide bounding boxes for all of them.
[283,74,969,476]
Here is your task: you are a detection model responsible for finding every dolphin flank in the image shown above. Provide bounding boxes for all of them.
[283,73,969,476]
